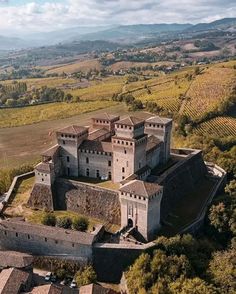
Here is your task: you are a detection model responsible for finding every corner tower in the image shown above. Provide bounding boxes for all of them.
[112,116,147,183]
[56,125,88,177]
[145,116,172,164]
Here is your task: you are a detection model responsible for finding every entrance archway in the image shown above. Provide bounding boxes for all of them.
[128,218,133,228]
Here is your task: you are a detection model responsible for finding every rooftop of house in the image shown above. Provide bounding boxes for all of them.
[0,268,30,294]
[0,251,34,269]
[146,116,172,125]
[0,219,95,245]
[57,125,88,135]
[42,145,60,158]
[79,140,112,153]
[120,179,162,197]
[116,116,145,127]
[35,162,52,173]
[92,113,120,121]
[29,284,62,294]
[80,283,117,294]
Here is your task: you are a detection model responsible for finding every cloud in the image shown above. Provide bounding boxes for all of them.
[0,0,235,34]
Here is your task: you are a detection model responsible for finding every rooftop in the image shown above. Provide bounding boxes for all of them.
[120,180,162,197]
[30,284,62,294]
[146,116,172,125]
[0,219,95,245]
[88,128,111,141]
[35,162,52,173]
[0,268,30,294]
[146,135,162,153]
[57,125,88,135]
[116,116,144,126]
[79,140,112,153]
[42,145,60,158]
[0,251,34,269]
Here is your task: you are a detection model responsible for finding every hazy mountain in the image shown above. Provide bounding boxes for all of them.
[0,35,30,50]
[78,23,193,42]
[185,18,236,32]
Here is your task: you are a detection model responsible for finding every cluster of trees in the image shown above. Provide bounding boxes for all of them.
[41,213,89,232]
[0,83,79,107]
[0,67,44,81]
[112,93,144,111]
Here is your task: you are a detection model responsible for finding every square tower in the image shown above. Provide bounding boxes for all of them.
[112,116,147,183]
[119,180,163,241]
[56,125,88,177]
[145,116,173,164]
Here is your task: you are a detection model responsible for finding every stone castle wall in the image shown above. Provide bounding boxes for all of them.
[54,179,121,225]
[28,183,54,211]
[158,150,208,221]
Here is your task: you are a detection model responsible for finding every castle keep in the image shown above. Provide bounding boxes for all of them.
[30,114,172,240]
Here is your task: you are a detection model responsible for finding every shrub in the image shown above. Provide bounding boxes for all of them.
[56,216,72,229]
[72,216,89,232]
[75,265,97,287]
[42,213,56,227]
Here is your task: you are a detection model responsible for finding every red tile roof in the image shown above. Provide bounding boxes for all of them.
[57,125,88,135]
[116,116,144,126]
[0,268,30,294]
[120,180,162,197]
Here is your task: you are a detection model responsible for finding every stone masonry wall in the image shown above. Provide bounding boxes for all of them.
[28,183,54,211]
[54,179,121,225]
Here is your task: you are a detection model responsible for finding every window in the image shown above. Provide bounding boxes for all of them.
[124,149,127,154]
[96,170,100,178]
[108,160,111,167]
[55,240,58,244]
[28,235,30,239]
[122,167,125,173]
[122,176,125,180]
[86,157,89,164]
[86,168,90,177]
[4,231,7,235]
[108,172,112,180]
[16,233,18,237]
[72,243,75,247]
[45,238,47,242]
[67,156,70,162]
[42,178,44,182]
[63,140,66,145]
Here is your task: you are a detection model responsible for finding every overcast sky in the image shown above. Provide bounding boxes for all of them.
[0,0,235,35]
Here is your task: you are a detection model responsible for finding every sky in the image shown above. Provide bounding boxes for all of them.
[0,0,235,35]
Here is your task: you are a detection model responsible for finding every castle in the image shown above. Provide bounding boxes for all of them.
[33,113,172,240]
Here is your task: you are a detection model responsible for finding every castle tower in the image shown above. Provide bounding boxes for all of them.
[145,116,173,164]
[112,116,147,183]
[56,125,88,177]
[119,180,163,241]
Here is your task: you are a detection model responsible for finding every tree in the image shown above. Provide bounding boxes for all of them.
[169,277,216,294]
[208,249,236,293]
[56,216,72,229]
[75,265,97,287]
[72,216,89,232]
[42,213,56,227]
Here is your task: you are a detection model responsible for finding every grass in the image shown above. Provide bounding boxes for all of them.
[45,59,101,74]
[71,176,120,190]
[0,101,117,128]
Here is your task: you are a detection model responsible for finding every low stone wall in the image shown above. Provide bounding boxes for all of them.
[55,179,121,225]
[0,171,34,214]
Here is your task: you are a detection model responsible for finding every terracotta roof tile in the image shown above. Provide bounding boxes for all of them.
[116,116,144,126]
[57,125,88,135]
[146,116,172,125]
[0,251,34,269]
[80,283,117,294]
[88,128,111,141]
[0,268,30,294]
[92,113,120,121]
[120,180,162,197]
[35,162,52,173]
[42,145,60,158]
[30,284,63,294]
